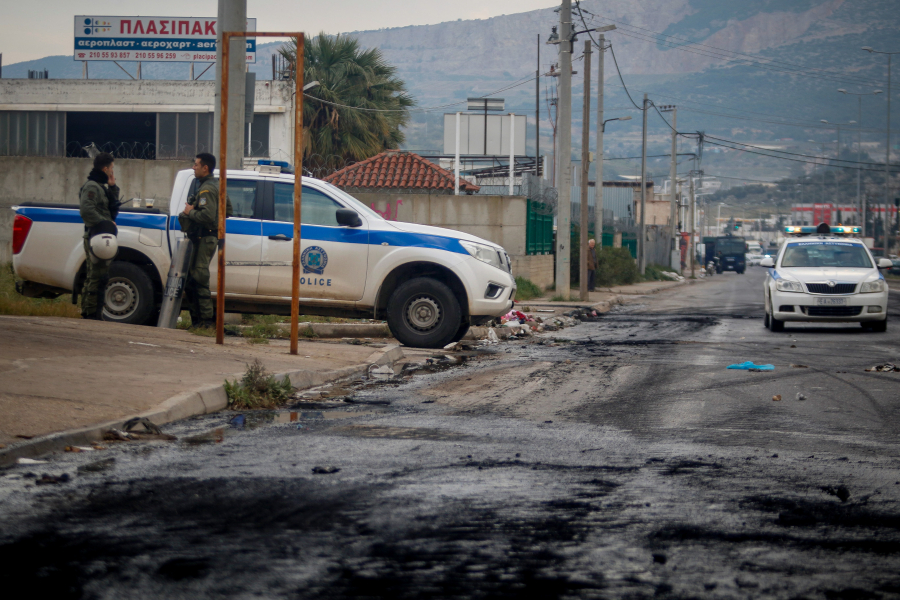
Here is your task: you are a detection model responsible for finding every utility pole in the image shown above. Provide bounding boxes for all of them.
[213,0,247,170]
[661,105,678,270]
[536,34,540,177]
[639,93,648,274]
[690,170,697,278]
[554,0,573,299]
[594,33,606,255]
[579,40,592,301]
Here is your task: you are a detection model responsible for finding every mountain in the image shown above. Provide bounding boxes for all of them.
[4,0,899,182]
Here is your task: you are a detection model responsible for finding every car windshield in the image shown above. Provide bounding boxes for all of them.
[781,242,873,268]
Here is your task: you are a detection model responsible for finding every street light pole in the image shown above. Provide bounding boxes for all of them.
[839,88,884,235]
[594,33,606,255]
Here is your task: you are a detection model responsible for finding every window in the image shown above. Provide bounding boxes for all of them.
[66,111,156,158]
[273,184,342,226]
[0,111,65,157]
[782,243,873,268]
[245,114,270,158]
[226,181,259,219]
[157,113,214,159]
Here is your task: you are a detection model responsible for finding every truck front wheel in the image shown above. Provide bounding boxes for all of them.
[387,277,463,348]
[101,262,155,325]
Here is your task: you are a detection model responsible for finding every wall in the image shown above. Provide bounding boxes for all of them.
[635,199,673,227]
[353,191,552,288]
[0,157,183,263]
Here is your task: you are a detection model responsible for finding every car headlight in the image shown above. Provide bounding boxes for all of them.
[775,279,804,293]
[459,240,503,270]
[860,280,885,293]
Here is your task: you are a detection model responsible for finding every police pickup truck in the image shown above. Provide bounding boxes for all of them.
[11,169,516,348]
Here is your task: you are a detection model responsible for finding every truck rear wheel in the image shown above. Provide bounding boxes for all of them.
[101,262,155,325]
[387,277,463,348]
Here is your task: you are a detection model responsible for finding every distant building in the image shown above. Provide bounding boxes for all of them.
[0,79,295,163]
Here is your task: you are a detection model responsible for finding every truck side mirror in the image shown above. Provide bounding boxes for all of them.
[336,208,363,228]
[877,258,893,269]
[759,257,774,268]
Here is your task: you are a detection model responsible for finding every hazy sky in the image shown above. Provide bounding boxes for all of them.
[1,0,555,64]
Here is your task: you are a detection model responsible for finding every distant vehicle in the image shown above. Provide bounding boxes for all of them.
[746,240,764,266]
[891,258,900,276]
[704,234,747,274]
[761,225,891,332]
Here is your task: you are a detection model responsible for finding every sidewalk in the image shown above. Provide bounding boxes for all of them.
[0,315,404,460]
[521,279,696,312]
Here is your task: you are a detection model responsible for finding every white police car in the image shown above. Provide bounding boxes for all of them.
[761,225,892,332]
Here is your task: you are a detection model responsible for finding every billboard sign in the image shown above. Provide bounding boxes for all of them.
[74,16,256,63]
[442,113,526,156]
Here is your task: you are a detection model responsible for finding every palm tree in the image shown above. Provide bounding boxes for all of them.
[279,33,414,175]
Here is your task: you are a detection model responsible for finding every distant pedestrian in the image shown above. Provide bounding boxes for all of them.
[79,152,121,320]
[587,238,598,292]
[179,153,232,328]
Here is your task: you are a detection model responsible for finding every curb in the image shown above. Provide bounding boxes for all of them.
[0,345,407,468]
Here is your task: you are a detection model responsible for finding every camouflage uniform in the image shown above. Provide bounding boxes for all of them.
[79,177,119,318]
[178,176,232,325]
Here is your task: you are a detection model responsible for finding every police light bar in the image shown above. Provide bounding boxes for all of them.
[784,225,860,235]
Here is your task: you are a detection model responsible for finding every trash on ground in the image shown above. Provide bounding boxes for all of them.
[443,342,459,351]
[486,328,500,344]
[312,466,340,474]
[36,473,70,485]
[369,364,395,379]
[536,309,555,313]
[865,363,900,372]
[124,417,164,435]
[64,446,95,453]
[78,458,116,473]
[727,361,775,371]
[772,395,782,401]
[229,414,246,429]
[796,393,807,401]
[791,364,809,368]
[183,428,225,445]
[128,341,160,347]
[104,428,177,442]
[17,458,48,464]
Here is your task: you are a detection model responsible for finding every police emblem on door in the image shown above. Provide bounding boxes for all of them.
[301,246,328,275]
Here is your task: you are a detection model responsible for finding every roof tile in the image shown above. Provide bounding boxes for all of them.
[323,150,480,193]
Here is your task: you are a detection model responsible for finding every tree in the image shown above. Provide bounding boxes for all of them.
[279,33,414,175]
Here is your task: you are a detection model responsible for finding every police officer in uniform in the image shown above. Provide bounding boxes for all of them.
[79,152,121,319]
[179,153,232,328]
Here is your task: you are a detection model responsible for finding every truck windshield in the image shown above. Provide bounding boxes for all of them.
[716,240,746,255]
[781,242,873,268]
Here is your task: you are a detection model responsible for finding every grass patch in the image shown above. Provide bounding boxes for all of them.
[0,263,81,318]
[514,276,543,301]
[241,313,365,325]
[224,358,293,409]
[643,263,670,282]
[549,294,568,302]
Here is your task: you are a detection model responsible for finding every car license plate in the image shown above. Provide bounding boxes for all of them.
[815,297,847,306]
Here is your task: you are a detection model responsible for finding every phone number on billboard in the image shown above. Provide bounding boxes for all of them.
[88,51,179,59]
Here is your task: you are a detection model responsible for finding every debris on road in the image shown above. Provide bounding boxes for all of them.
[17,457,48,465]
[486,328,500,344]
[796,393,807,401]
[64,446,96,453]
[229,414,246,429]
[772,395,782,401]
[183,428,225,445]
[791,364,809,368]
[35,473,70,485]
[369,364,395,379]
[821,485,850,502]
[312,466,340,474]
[727,361,775,371]
[104,428,177,442]
[865,363,900,372]
[124,417,165,435]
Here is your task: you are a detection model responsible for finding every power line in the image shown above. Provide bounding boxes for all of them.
[704,139,891,172]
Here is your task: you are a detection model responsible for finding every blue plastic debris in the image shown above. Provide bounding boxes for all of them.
[727,361,775,371]
[229,414,246,428]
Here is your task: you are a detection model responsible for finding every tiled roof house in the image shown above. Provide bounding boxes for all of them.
[323,150,480,194]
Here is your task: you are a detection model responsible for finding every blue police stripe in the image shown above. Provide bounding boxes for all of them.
[260,221,468,254]
[23,207,469,254]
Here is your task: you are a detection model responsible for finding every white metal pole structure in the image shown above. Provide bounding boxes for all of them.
[659,104,678,270]
[639,93,649,274]
[839,89,882,234]
[509,112,515,196]
[689,170,696,278]
[213,0,247,170]
[863,47,898,254]
[579,40,592,301]
[554,0,573,299]
[454,112,461,196]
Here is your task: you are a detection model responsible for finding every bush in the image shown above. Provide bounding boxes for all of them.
[514,276,543,301]
[595,247,639,286]
[643,263,669,282]
[224,359,294,409]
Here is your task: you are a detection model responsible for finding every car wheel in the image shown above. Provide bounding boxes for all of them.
[386,277,463,348]
[768,311,784,332]
[101,262,155,325]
